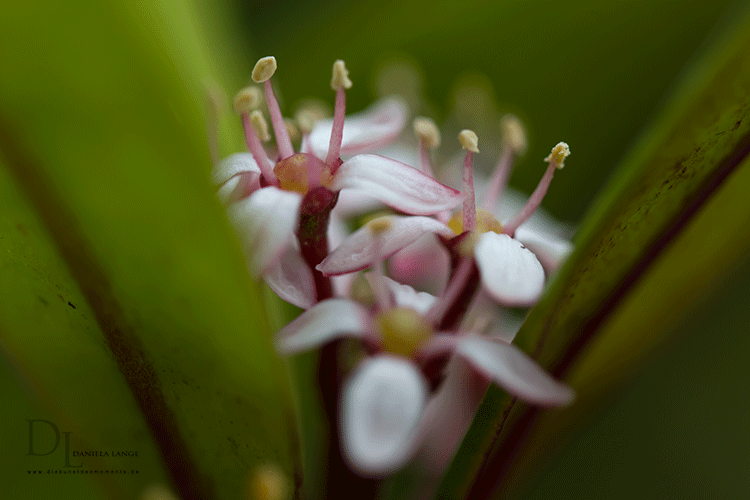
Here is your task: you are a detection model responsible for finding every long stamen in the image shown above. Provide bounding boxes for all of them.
[482,115,527,212]
[425,256,474,326]
[234,87,277,185]
[205,85,224,166]
[326,60,353,167]
[503,142,570,236]
[459,130,479,232]
[413,117,441,177]
[368,218,394,311]
[252,56,295,160]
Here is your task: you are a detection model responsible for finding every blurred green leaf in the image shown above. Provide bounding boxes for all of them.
[0,161,163,500]
[439,5,750,499]
[0,1,298,499]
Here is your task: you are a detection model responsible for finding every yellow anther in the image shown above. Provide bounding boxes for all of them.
[233,87,263,114]
[448,209,502,236]
[368,217,394,236]
[284,118,300,142]
[459,129,479,153]
[295,109,317,134]
[249,464,288,500]
[252,56,277,83]
[140,484,178,500]
[331,60,353,90]
[500,114,527,155]
[376,307,433,357]
[250,110,271,142]
[544,142,570,169]
[413,117,441,149]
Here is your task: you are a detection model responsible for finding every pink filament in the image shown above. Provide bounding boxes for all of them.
[371,232,393,311]
[241,113,277,186]
[264,80,294,160]
[503,161,557,236]
[419,143,435,178]
[462,151,477,232]
[482,148,514,212]
[425,257,474,327]
[326,87,346,167]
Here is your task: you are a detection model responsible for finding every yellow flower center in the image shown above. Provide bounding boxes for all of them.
[375,307,433,357]
[447,208,503,235]
[273,153,334,194]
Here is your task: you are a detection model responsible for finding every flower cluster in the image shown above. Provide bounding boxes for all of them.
[214,56,575,480]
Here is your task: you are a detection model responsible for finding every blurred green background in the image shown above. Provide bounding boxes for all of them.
[2,0,749,498]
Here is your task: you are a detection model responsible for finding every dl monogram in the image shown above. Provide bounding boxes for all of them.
[26,420,82,467]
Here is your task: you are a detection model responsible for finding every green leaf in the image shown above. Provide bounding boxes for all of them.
[0,161,166,500]
[0,1,297,499]
[438,5,750,499]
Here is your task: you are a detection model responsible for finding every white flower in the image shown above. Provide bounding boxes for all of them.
[274,276,574,476]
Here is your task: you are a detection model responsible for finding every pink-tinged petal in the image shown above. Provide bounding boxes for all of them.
[475,232,545,306]
[333,154,464,215]
[414,333,459,363]
[227,187,302,275]
[389,234,450,296]
[327,211,349,251]
[514,225,574,273]
[211,152,261,185]
[275,299,372,354]
[309,97,408,159]
[415,357,489,479]
[369,275,437,315]
[216,172,261,204]
[318,215,454,276]
[264,247,316,309]
[456,335,575,406]
[331,273,357,298]
[341,354,427,476]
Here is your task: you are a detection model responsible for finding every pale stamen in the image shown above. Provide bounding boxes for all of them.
[369,218,394,311]
[482,115,526,212]
[233,87,276,184]
[241,112,277,185]
[326,60,353,167]
[205,85,224,166]
[503,142,569,236]
[413,117,441,177]
[252,56,295,160]
[459,130,479,232]
[425,257,474,326]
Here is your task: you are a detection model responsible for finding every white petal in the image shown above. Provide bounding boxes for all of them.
[333,154,464,215]
[456,335,574,406]
[212,152,261,185]
[475,232,545,306]
[227,187,302,274]
[309,97,408,159]
[216,172,261,204]
[332,189,385,218]
[514,225,574,273]
[342,354,427,476]
[275,299,372,354]
[264,247,316,309]
[369,275,437,315]
[318,215,454,276]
